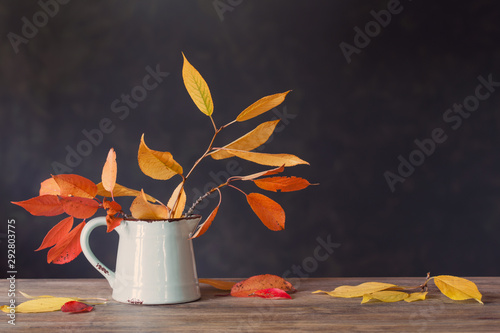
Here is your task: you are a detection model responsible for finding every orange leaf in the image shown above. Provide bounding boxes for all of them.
[220,149,308,167]
[47,222,85,264]
[251,288,292,299]
[198,278,237,291]
[237,165,285,181]
[102,198,122,215]
[12,195,64,216]
[106,215,123,233]
[39,178,61,196]
[246,193,285,231]
[236,91,291,122]
[190,189,221,239]
[253,176,313,192]
[35,216,74,251]
[52,174,97,199]
[59,197,99,219]
[167,182,186,218]
[96,182,157,202]
[101,148,117,194]
[231,274,295,297]
[130,189,170,220]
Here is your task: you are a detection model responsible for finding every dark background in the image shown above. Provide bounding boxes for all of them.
[1,0,500,279]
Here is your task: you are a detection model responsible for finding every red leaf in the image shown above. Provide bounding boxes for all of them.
[59,196,99,219]
[246,193,285,231]
[251,288,292,299]
[103,198,122,215]
[61,301,93,313]
[11,195,64,216]
[253,176,313,192]
[52,174,98,199]
[106,214,123,233]
[47,222,85,264]
[231,274,296,297]
[190,188,221,239]
[36,216,74,251]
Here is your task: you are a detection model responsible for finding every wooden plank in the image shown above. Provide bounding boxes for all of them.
[0,277,498,332]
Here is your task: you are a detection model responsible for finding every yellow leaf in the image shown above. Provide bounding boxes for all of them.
[96,182,157,203]
[138,134,183,180]
[182,53,214,116]
[167,182,186,218]
[405,291,428,302]
[361,291,409,304]
[210,120,280,160]
[101,148,117,193]
[433,275,483,304]
[236,91,291,122]
[312,282,400,298]
[199,278,237,291]
[130,189,170,220]
[1,297,76,313]
[219,149,309,167]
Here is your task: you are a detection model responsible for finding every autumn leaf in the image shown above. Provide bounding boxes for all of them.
[96,182,157,202]
[246,193,285,231]
[61,301,93,313]
[39,177,61,196]
[199,278,236,291]
[251,288,292,299]
[405,292,428,302]
[433,275,483,304]
[106,215,123,233]
[138,134,183,180]
[254,176,313,192]
[236,91,291,122]
[313,282,400,298]
[12,195,64,216]
[182,53,214,116]
[231,274,295,297]
[130,189,170,220]
[1,297,76,313]
[167,181,186,218]
[102,198,122,215]
[47,222,86,264]
[237,165,285,181]
[101,148,117,194]
[210,120,280,160]
[190,188,221,239]
[52,174,97,199]
[361,291,409,304]
[59,196,99,219]
[35,216,74,251]
[221,149,309,167]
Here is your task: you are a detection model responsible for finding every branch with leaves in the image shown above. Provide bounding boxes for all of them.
[11,53,314,265]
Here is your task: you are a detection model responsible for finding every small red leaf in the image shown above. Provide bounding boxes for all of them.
[103,198,122,215]
[190,189,221,239]
[36,216,74,251]
[253,176,313,192]
[52,174,98,199]
[48,222,85,264]
[12,195,64,216]
[61,301,94,313]
[251,288,292,299]
[59,196,99,219]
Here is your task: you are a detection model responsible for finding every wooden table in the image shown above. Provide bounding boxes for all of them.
[1,277,498,332]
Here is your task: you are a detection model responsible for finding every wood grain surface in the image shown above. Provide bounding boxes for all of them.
[1,277,498,332]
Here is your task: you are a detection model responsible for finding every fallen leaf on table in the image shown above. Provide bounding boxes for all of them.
[404,292,428,302]
[433,275,483,304]
[361,290,409,304]
[231,274,295,298]
[61,301,94,313]
[1,297,76,313]
[313,282,401,298]
[250,288,292,299]
[199,278,237,291]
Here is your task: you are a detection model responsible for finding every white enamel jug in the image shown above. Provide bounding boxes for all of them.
[80,215,201,305]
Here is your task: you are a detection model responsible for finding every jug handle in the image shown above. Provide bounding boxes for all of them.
[80,217,116,288]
